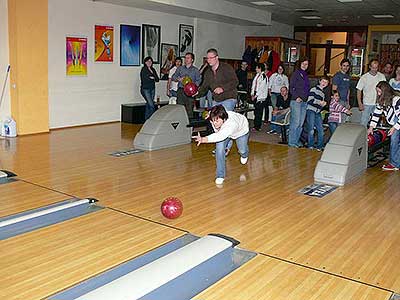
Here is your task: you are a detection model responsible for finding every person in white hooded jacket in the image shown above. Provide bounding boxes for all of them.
[251,63,269,131]
[194,105,249,185]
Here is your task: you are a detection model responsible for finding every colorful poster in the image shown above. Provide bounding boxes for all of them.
[160,43,178,80]
[66,37,87,76]
[120,24,141,66]
[95,25,114,62]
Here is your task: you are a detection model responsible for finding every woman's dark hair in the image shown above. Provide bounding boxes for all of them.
[256,63,265,72]
[296,56,309,69]
[143,56,153,64]
[376,80,400,107]
[277,63,285,74]
[392,64,400,79]
[209,105,228,121]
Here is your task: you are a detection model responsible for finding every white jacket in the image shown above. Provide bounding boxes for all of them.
[251,73,269,101]
[207,111,249,143]
[269,73,289,93]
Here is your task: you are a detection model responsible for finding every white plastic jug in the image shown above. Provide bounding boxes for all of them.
[2,118,17,137]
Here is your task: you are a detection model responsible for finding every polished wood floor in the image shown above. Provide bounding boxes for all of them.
[0,122,399,299]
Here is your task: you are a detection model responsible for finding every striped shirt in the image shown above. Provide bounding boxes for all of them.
[370,96,400,130]
[328,100,350,123]
[306,85,326,113]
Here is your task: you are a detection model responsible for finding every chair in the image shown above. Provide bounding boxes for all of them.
[270,110,290,144]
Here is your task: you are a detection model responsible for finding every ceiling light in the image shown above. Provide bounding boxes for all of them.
[301,16,321,20]
[337,0,362,2]
[251,1,275,5]
[372,14,394,18]
[295,8,317,13]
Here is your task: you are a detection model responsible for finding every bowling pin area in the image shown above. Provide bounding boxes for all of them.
[1,122,400,300]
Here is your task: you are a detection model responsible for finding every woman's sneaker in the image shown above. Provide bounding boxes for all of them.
[240,156,248,165]
[215,178,225,185]
[382,163,399,171]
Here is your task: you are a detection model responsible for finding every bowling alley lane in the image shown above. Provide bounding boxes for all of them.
[0,180,68,218]
[195,254,391,300]
[0,208,183,300]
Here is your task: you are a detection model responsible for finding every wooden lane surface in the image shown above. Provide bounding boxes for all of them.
[0,208,183,300]
[1,123,400,292]
[0,180,69,218]
[195,255,391,300]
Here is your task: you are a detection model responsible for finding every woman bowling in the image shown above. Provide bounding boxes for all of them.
[368,81,400,171]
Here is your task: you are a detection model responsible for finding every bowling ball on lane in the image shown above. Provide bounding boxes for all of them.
[161,197,183,219]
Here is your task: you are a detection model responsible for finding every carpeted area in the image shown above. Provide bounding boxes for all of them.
[248,122,285,145]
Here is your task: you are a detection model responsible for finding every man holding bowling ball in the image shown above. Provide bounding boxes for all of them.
[172,52,201,118]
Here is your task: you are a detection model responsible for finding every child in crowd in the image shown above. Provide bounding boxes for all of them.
[368,81,400,171]
[306,77,329,150]
[250,63,269,131]
[193,105,249,184]
[328,90,352,135]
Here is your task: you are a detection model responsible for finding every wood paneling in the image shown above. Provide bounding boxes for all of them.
[195,255,391,300]
[0,180,68,218]
[0,209,183,300]
[1,122,399,296]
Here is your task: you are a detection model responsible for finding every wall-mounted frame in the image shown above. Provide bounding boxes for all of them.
[142,24,161,64]
[120,24,141,66]
[160,43,178,80]
[179,24,194,56]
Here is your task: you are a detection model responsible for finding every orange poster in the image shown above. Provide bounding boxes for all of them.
[95,25,114,62]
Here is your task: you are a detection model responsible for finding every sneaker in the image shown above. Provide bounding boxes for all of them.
[267,130,276,134]
[240,156,248,165]
[316,148,322,152]
[215,178,225,185]
[382,163,399,171]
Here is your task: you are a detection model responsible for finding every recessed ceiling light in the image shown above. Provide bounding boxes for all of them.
[337,0,362,2]
[372,14,394,18]
[301,16,321,20]
[316,23,323,27]
[251,1,275,5]
[295,8,317,13]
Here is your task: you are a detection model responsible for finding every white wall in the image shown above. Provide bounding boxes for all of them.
[49,0,293,128]
[195,19,293,59]
[0,0,11,119]
[49,0,194,128]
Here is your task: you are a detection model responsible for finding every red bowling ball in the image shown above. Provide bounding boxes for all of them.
[183,82,198,97]
[368,134,375,148]
[161,197,183,219]
[378,129,388,142]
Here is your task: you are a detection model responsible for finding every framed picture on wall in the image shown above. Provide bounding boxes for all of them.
[66,36,87,76]
[159,43,178,80]
[142,24,161,64]
[95,25,114,62]
[179,24,194,56]
[120,24,141,66]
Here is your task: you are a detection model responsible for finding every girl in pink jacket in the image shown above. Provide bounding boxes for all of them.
[328,90,351,134]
